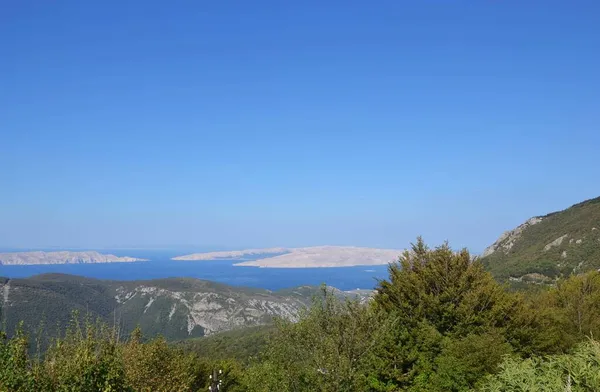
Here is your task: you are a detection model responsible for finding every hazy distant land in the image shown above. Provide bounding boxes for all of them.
[0,251,148,265]
[173,246,402,268]
[171,247,288,261]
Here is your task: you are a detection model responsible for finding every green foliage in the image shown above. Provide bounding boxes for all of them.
[375,238,518,336]
[0,314,232,391]
[244,286,386,392]
[428,331,512,391]
[0,276,117,350]
[179,325,274,364]
[0,324,36,392]
[41,318,130,392]
[551,271,600,339]
[122,327,208,392]
[366,238,526,390]
[520,271,600,355]
[479,339,600,391]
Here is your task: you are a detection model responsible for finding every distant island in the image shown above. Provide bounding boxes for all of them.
[173,246,401,268]
[0,251,148,265]
[172,247,288,261]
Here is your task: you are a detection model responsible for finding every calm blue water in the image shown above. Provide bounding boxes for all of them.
[0,249,392,291]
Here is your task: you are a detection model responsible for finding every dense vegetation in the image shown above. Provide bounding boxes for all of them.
[482,196,600,281]
[179,326,275,364]
[0,318,243,392]
[240,239,600,391]
[4,238,600,391]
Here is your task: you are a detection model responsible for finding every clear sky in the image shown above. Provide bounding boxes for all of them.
[1,1,599,251]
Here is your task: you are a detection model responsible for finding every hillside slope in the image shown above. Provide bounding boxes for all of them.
[482,196,600,281]
[0,274,368,342]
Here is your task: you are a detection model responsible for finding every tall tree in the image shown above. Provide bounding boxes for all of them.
[370,238,522,391]
[244,287,386,392]
[375,238,517,336]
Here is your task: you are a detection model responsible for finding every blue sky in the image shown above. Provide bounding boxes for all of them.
[1,1,599,251]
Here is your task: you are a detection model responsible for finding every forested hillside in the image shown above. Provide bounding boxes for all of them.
[0,274,372,343]
[0,274,292,342]
[482,196,600,282]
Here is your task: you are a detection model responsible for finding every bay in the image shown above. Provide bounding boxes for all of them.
[0,249,392,291]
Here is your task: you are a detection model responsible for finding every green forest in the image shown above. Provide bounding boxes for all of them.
[3,238,600,391]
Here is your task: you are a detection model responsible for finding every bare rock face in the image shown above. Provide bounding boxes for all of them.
[509,273,552,284]
[115,285,304,335]
[543,234,569,251]
[482,217,543,257]
[0,251,147,265]
[1,279,9,309]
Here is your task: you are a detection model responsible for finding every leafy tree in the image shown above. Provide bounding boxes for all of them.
[375,238,517,336]
[121,327,208,392]
[428,331,512,391]
[518,270,600,356]
[550,271,600,339]
[479,338,600,391]
[210,359,246,392]
[41,316,130,392]
[0,324,36,392]
[1,316,224,392]
[244,287,386,392]
[179,325,274,365]
[370,238,524,391]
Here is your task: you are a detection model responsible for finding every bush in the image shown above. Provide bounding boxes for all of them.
[479,339,600,391]
[0,325,36,392]
[0,316,224,391]
[122,327,208,392]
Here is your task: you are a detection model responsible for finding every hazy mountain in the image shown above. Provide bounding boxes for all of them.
[481,196,600,282]
[0,251,147,265]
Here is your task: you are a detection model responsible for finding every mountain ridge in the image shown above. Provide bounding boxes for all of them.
[481,196,600,282]
[0,273,371,342]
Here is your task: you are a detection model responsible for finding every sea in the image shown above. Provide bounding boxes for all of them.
[0,249,392,291]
